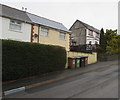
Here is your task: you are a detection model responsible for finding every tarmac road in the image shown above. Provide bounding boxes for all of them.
[4,61,118,98]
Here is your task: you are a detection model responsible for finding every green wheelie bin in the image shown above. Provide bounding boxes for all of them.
[75,56,81,68]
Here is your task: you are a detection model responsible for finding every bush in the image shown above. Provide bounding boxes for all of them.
[2,40,66,81]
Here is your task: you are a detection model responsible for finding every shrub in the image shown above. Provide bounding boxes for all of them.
[2,40,66,81]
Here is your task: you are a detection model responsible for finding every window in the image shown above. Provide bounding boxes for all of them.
[40,28,48,36]
[88,30,93,36]
[95,41,98,44]
[96,33,100,38]
[60,33,65,40]
[9,20,22,31]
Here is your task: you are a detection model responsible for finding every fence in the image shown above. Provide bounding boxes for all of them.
[70,44,98,53]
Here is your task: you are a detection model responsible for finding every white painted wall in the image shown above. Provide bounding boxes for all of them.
[86,29,100,44]
[93,31,100,44]
[1,17,31,42]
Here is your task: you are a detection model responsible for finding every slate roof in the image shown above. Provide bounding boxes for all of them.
[0,4,32,23]
[0,4,70,33]
[70,20,100,34]
[27,13,70,33]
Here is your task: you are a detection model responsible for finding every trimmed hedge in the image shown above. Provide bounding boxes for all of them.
[2,40,66,81]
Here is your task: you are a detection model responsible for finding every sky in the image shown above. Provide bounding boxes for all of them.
[0,0,118,32]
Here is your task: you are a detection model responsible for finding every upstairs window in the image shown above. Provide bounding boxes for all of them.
[40,28,49,36]
[95,41,98,45]
[9,20,22,31]
[60,33,66,40]
[96,33,100,38]
[88,30,93,36]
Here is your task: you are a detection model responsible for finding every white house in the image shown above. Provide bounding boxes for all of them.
[69,20,100,51]
[0,4,32,42]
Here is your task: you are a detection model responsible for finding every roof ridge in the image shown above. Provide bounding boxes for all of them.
[1,3,63,26]
[77,19,100,32]
[77,19,92,28]
[26,12,62,25]
[1,3,70,33]
[1,3,32,23]
[1,3,26,14]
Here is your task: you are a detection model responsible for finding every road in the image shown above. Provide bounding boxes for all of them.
[4,62,118,98]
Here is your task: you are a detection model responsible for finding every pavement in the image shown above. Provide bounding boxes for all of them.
[3,60,118,98]
[2,60,118,96]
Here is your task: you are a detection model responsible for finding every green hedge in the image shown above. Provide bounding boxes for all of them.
[2,40,66,81]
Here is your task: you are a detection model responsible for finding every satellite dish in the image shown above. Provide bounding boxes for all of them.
[34,34,38,38]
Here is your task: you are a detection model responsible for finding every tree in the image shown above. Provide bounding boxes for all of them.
[99,28,107,52]
[105,29,117,42]
[106,35,120,54]
[97,29,117,53]
[100,28,105,45]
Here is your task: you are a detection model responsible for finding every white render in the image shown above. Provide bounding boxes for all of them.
[1,16,31,42]
[86,29,100,44]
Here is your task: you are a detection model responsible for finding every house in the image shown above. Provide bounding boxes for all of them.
[0,4,71,51]
[0,4,32,42]
[27,12,71,51]
[69,20,100,51]
[0,4,98,66]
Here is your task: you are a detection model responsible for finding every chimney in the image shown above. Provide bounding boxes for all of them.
[25,8,27,12]
[22,7,24,11]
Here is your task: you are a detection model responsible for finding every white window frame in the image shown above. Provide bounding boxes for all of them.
[9,19,22,31]
[59,33,66,40]
[88,30,93,36]
[40,27,49,36]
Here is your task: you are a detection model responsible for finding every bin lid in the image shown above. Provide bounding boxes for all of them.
[81,56,88,58]
[75,56,88,58]
[75,56,82,58]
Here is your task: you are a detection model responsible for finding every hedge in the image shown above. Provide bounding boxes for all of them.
[2,40,66,81]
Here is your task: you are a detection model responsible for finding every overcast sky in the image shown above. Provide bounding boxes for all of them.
[0,0,118,31]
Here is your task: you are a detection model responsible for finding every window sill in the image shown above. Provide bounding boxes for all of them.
[9,29,22,33]
[86,36,94,38]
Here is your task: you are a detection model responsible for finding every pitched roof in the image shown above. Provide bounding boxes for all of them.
[27,13,70,33]
[0,4,31,23]
[70,20,100,33]
[0,4,70,33]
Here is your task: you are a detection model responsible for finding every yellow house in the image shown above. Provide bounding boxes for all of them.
[27,13,71,51]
